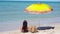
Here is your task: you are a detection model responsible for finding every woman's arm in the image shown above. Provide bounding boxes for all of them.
[20,27,23,32]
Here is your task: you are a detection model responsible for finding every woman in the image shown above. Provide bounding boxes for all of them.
[21,20,30,33]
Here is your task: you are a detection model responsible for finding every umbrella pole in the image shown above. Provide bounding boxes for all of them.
[39,20,40,27]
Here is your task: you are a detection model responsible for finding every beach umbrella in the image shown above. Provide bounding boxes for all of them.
[25,3,53,14]
[24,3,53,26]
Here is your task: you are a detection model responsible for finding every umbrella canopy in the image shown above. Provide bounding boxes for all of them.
[25,3,53,14]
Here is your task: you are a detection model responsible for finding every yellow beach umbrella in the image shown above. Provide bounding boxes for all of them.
[25,3,53,14]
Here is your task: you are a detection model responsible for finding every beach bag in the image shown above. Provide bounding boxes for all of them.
[30,26,38,33]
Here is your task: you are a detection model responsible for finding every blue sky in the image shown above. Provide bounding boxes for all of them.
[0,0,60,1]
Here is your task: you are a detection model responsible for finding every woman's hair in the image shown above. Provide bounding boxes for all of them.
[22,20,28,29]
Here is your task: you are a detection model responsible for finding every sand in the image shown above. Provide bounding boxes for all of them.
[0,28,60,34]
[0,24,60,34]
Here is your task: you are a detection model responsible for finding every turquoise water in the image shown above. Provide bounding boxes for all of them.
[0,1,60,32]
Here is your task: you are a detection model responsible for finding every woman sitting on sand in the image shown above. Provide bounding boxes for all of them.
[21,20,30,33]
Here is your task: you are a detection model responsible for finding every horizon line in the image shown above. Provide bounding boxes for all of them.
[0,1,60,2]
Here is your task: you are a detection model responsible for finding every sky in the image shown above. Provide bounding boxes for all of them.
[0,0,60,1]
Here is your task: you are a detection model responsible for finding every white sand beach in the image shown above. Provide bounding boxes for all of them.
[0,23,60,34]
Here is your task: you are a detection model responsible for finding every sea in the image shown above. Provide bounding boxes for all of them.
[0,1,60,32]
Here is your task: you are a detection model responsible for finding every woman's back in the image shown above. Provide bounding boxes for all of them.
[21,20,28,33]
[22,26,28,32]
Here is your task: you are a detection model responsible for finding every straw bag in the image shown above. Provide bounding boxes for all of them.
[30,26,37,33]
